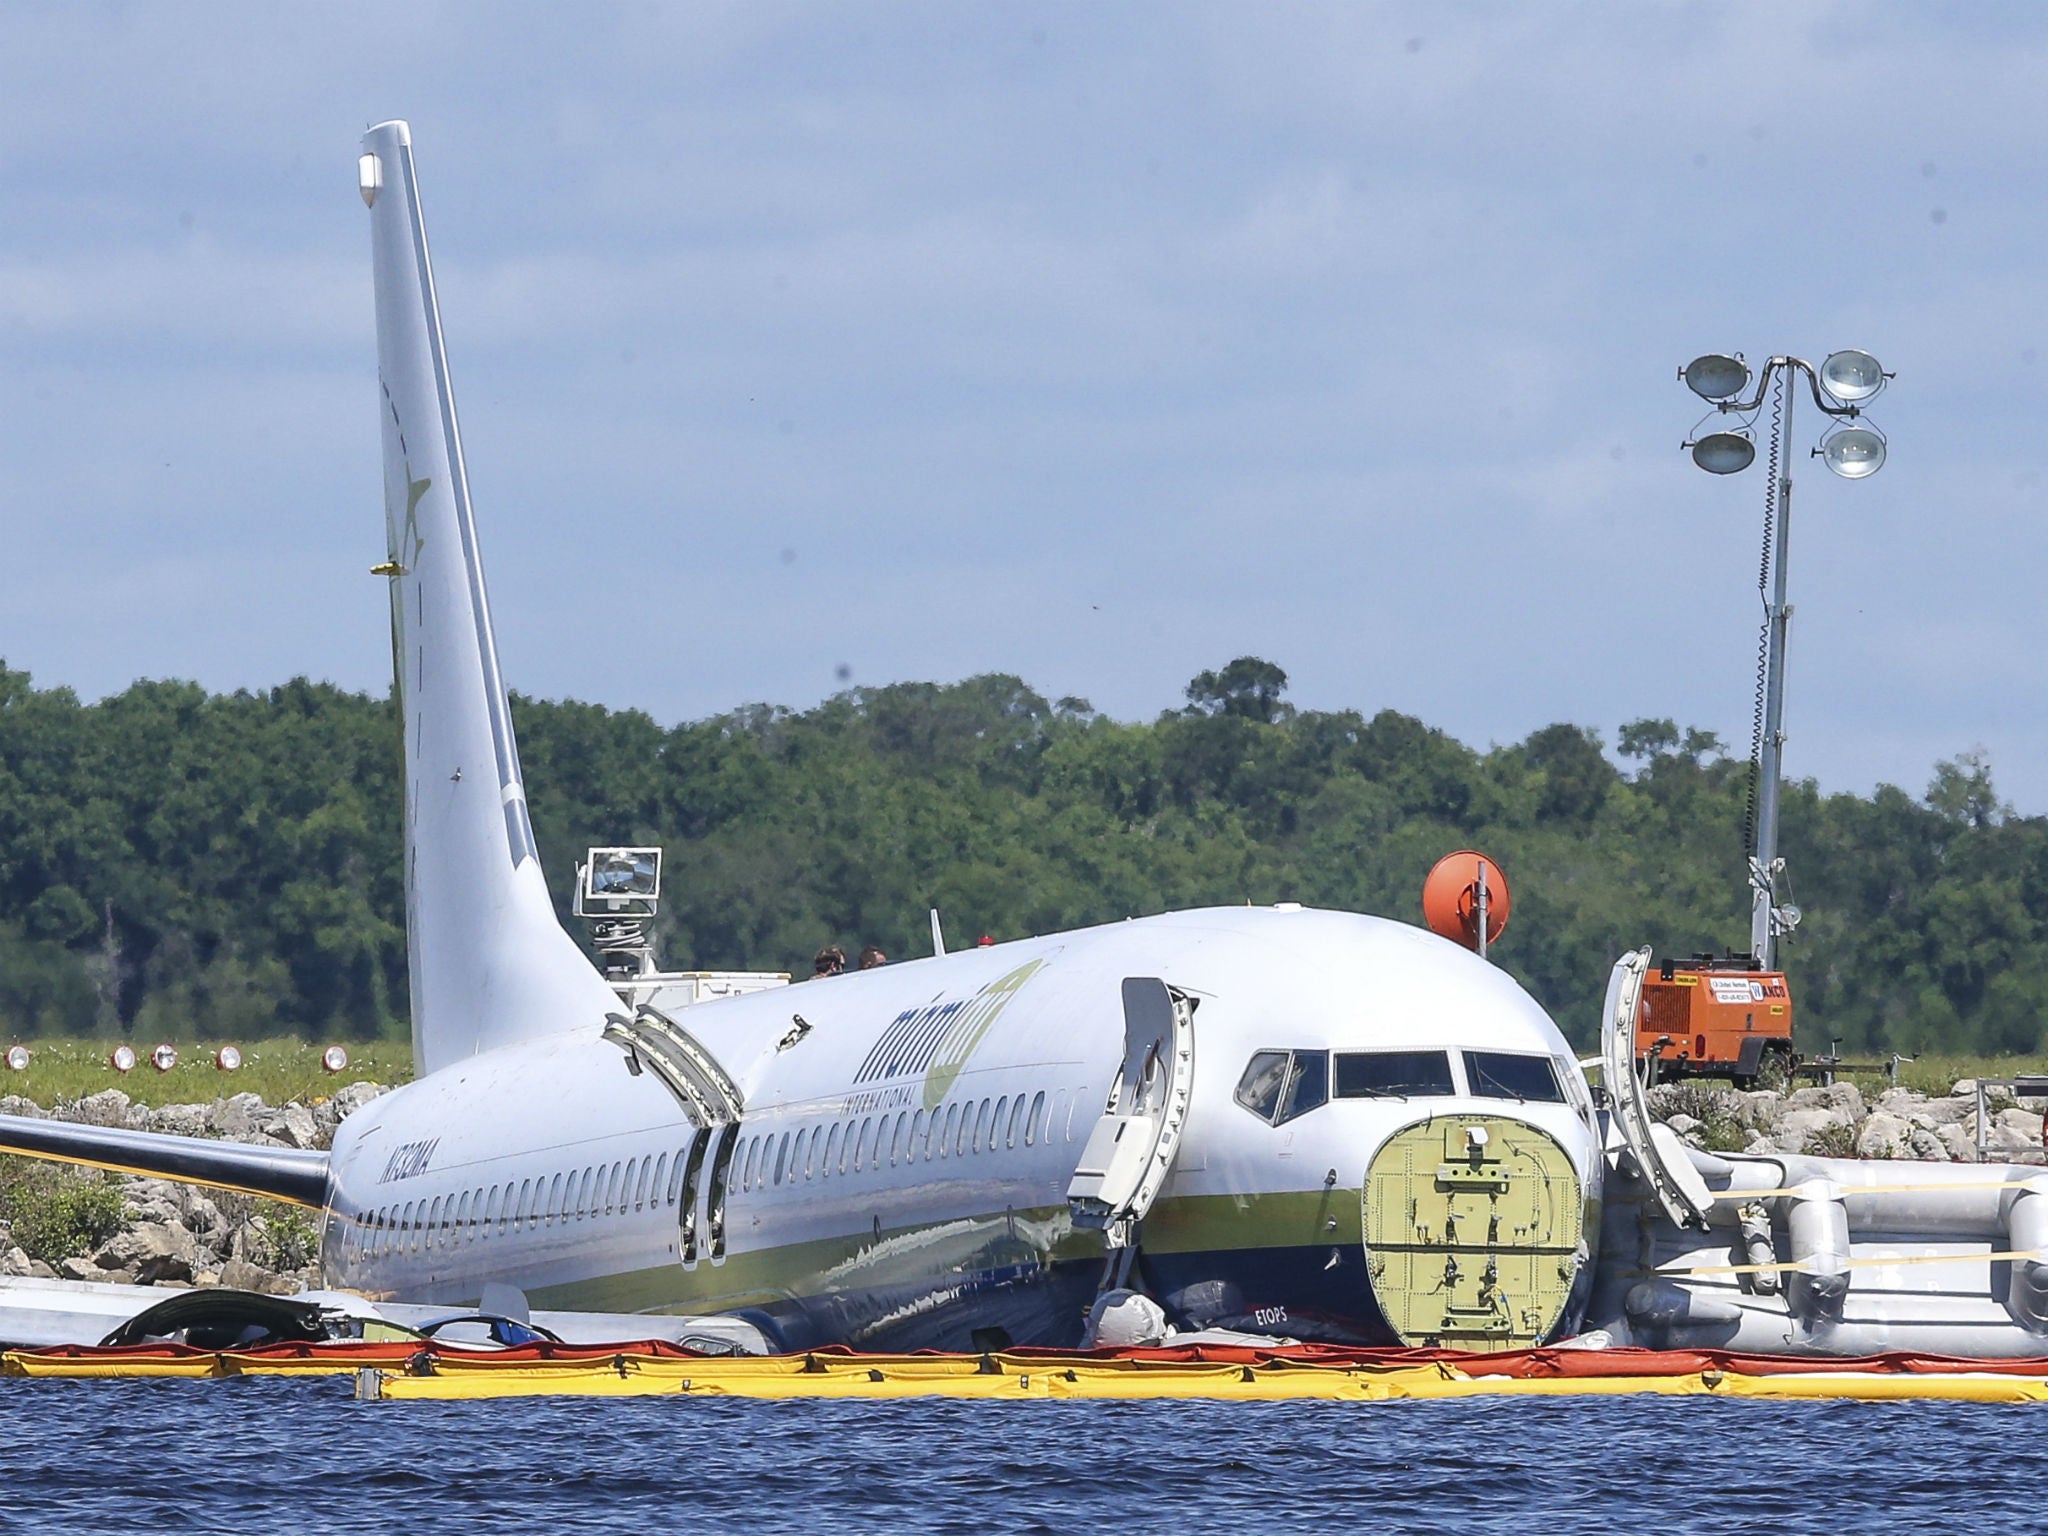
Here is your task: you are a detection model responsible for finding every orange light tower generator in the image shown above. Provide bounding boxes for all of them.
[1636,952,1794,1088]
[1640,348,1891,1087]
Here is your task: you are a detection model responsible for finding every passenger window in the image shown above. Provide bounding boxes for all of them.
[1025,1090,1045,1147]
[973,1099,992,1153]
[937,1102,957,1157]
[1007,1095,1026,1149]
[667,1151,687,1206]
[1334,1050,1456,1099]
[1277,1051,1329,1125]
[621,1158,639,1211]
[636,1157,655,1209]
[577,1167,595,1217]
[855,1118,873,1172]
[825,1122,843,1177]
[1463,1050,1566,1103]
[516,1178,533,1226]
[739,1138,759,1191]
[992,1096,1009,1151]
[650,1154,669,1206]
[1235,1051,1290,1121]
[484,1186,502,1234]
[911,1108,930,1160]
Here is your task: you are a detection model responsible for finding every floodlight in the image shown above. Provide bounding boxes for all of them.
[581,846,661,904]
[1819,350,1886,403]
[110,1045,137,1073]
[1819,424,1886,479]
[1682,354,1751,401]
[151,1042,178,1073]
[5,1046,27,1072]
[216,1045,242,1072]
[322,1045,350,1074]
[1691,430,1757,474]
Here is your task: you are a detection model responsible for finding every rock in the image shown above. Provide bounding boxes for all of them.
[1788,1082,1866,1119]
[148,1102,214,1139]
[329,1081,390,1120]
[56,1257,100,1282]
[180,1192,226,1241]
[1741,1091,1786,1128]
[261,1102,319,1150]
[1665,1113,1702,1140]
[94,1221,199,1285]
[217,1257,296,1296]
[1997,1106,2045,1143]
[1770,1106,1851,1154]
[213,1092,266,1142]
[1938,1123,1976,1161]
[0,1095,48,1120]
[75,1088,147,1130]
[1857,1111,1913,1159]
[1907,1126,1952,1161]
[1952,1079,1979,1098]
[26,1261,57,1280]
[0,1245,34,1277]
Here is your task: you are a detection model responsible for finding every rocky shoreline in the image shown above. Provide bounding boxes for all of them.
[0,1084,387,1294]
[1648,1077,2048,1164]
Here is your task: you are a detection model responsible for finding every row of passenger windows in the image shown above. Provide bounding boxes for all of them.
[349,1086,1083,1263]
[1234,1048,1569,1126]
[349,1145,696,1263]
[726,1087,1076,1196]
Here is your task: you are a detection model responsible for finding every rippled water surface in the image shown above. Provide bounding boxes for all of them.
[0,1380,2032,1533]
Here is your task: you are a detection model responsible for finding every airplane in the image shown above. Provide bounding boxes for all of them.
[0,121,1607,1354]
[13,123,2046,1363]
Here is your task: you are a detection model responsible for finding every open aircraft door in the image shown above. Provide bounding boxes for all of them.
[1066,978,1195,1249]
[1600,947,1711,1230]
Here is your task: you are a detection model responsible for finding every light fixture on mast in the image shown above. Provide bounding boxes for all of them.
[1678,348,1893,969]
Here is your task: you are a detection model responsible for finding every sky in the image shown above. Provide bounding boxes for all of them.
[4,4,2046,809]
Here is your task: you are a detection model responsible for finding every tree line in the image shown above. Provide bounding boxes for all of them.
[1,656,2041,1056]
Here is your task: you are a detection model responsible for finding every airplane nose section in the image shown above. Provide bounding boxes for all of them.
[1362,1114,1585,1350]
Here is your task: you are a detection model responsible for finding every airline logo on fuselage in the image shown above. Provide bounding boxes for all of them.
[853,959,1047,1110]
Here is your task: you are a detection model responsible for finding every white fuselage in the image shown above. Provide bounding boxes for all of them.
[322,905,1601,1351]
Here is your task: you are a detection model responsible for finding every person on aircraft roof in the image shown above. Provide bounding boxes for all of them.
[858,945,888,969]
[811,945,846,978]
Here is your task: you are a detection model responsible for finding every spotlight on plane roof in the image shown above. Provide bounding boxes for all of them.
[1820,349,1887,403]
[1691,430,1757,475]
[1819,424,1887,479]
[1682,353,1751,401]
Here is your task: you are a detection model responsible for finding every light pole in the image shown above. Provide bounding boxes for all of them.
[1679,350,1891,970]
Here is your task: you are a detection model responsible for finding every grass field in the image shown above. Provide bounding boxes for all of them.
[0,1034,2028,1111]
[0,1038,414,1108]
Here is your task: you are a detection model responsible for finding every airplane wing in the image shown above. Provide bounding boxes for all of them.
[0,1113,328,1207]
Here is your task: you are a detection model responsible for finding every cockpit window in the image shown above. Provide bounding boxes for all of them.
[1463,1050,1565,1103]
[1276,1051,1328,1125]
[1334,1050,1455,1099]
[1234,1051,1290,1121]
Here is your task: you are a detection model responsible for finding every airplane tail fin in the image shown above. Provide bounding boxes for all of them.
[359,121,619,1075]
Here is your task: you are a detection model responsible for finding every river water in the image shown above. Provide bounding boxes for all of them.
[0,1380,2028,1532]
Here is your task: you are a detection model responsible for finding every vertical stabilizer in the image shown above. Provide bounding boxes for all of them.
[360,121,618,1075]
